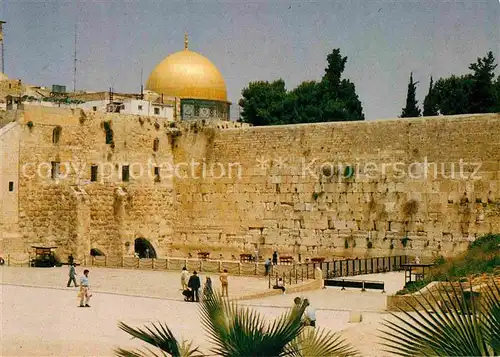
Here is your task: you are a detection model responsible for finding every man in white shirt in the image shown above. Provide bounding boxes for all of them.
[304,298,316,327]
[79,269,92,307]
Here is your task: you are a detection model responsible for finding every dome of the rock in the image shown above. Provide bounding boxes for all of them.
[146,46,227,102]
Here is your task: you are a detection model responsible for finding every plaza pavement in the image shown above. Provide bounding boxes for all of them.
[0,266,407,356]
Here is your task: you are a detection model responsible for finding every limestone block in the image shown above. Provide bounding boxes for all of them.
[333,220,347,230]
[349,310,362,323]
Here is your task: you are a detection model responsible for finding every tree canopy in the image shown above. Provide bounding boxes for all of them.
[239,49,364,126]
[422,51,499,116]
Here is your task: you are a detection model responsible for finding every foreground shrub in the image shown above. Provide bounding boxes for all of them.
[116,291,358,356]
[380,280,500,356]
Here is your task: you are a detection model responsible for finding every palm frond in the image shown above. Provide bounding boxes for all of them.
[200,290,306,356]
[379,281,494,356]
[481,279,500,354]
[116,321,201,357]
[285,327,359,357]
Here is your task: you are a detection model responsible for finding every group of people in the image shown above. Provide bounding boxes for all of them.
[66,261,92,307]
[264,251,280,275]
[294,296,317,327]
[180,267,229,302]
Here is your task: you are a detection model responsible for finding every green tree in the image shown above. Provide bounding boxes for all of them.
[238,79,287,126]
[400,72,421,118]
[239,48,364,125]
[431,52,499,115]
[323,49,347,94]
[286,81,325,124]
[322,49,364,121]
[422,76,438,116]
[469,51,498,113]
[116,292,358,356]
[494,75,500,112]
[433,75,473,115]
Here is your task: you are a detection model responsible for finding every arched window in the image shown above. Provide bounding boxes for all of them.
[52,126,62,144]
[153,138,159,152]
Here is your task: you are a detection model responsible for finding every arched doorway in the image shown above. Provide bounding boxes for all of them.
[134,238,157,258]
[90,248,105,256]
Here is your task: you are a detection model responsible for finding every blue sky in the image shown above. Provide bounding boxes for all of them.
[4,0,499,120]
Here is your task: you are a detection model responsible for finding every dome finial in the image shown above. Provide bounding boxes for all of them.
[184,32,188,50]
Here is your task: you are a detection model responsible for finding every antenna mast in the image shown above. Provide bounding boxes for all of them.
[73,20,77,92]
[0,21,6,74]
[140,61,143,99]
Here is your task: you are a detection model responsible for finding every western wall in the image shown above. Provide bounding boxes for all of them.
[173,113,500,260]
[1,106,499,260]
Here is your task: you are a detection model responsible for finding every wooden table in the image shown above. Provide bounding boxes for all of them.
[240,253,253,263]
[279,256,294,265]
[198,252,210,261]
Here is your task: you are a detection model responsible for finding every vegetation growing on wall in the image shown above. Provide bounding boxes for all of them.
[403,199,419,217]
[103,121,114,146]
[400,236,410,248]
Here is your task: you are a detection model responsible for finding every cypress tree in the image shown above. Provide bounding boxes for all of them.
[400,72,421,118]
[423,76,438,116]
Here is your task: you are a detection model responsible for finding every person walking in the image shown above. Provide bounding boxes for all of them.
[78,269,92,307]
[264,258,271,276]
[188,271,201,302]
[180,267,189,291]
[67,263,78,287]
[68,254,74,265]
[272,251,278,265]
[219,269,229,297]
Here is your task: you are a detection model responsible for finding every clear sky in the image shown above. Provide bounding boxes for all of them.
[3,0,499,120]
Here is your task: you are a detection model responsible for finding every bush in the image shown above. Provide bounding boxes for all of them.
[396,233,500,295]
[395,280,428,295]
[401,236,410,247]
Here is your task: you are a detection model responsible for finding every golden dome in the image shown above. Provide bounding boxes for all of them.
[146,42,227,102]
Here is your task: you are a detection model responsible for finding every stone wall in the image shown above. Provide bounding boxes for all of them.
[8,105,176,257]
[0,119,21,253]
[173,113,500,260]
[2,107,500,261]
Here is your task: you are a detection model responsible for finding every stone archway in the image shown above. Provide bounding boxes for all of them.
[90,248,105,256]
[134,238,157,258]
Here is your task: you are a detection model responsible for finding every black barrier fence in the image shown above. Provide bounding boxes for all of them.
[324,278,386,292]
[268,264,314,289]
[315,255,408,279]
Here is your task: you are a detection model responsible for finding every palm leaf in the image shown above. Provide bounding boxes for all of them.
[379,281,494,356]
[285,327,359,357]
[199,289,306,356]
[481,279,500,354]
[115,321,202,357]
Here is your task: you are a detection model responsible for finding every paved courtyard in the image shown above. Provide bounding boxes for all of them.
[0,266,407,356]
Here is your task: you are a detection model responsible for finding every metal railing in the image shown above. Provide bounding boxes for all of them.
[267,263,317,288]
[0,253,408,282]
